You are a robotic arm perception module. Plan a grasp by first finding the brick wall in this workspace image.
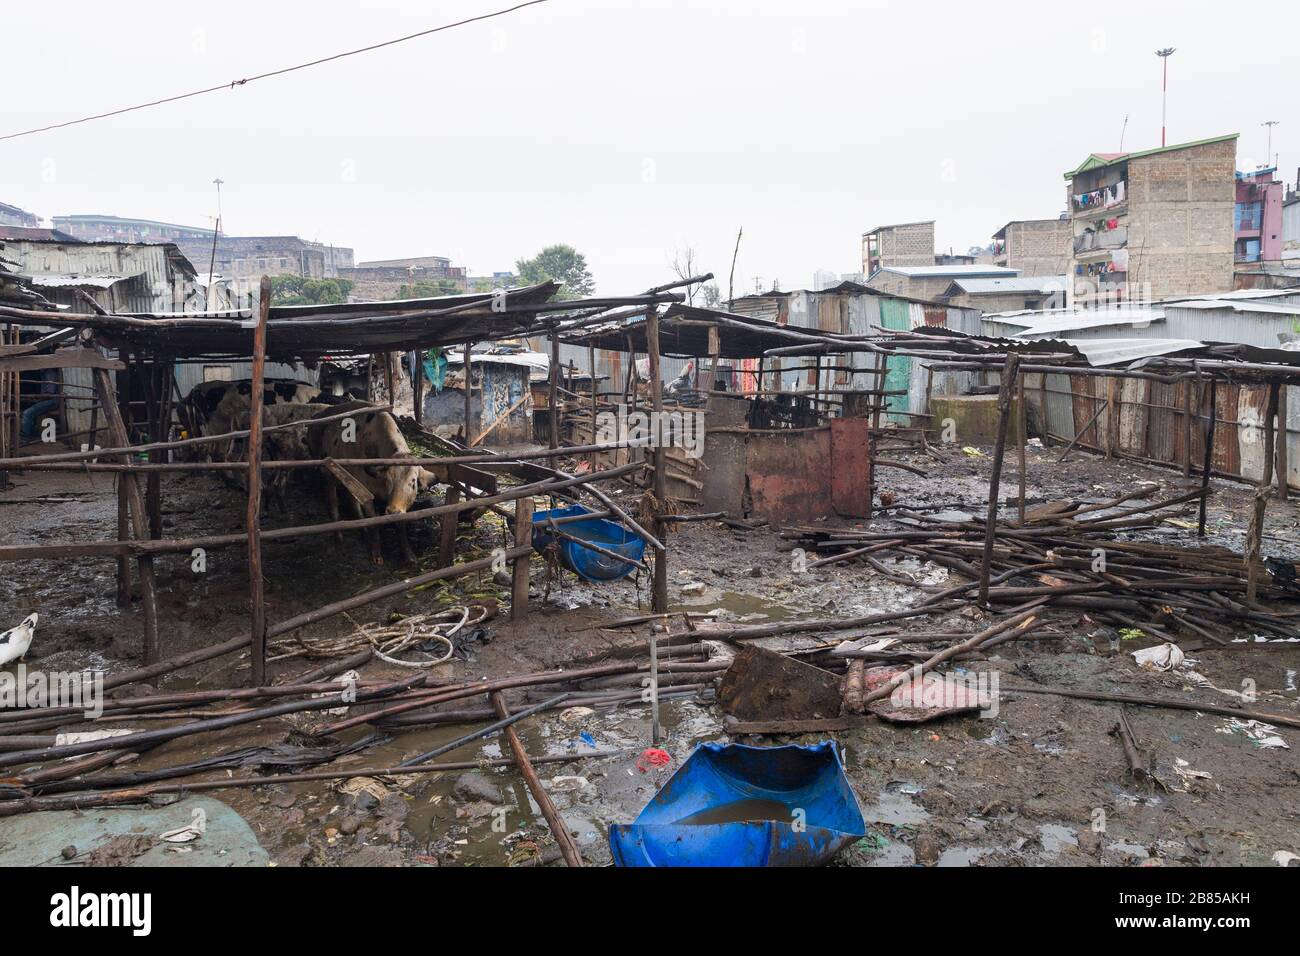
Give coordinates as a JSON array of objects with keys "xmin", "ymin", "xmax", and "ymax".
[
  {"xmin": 1123, "ymin": 138, "xmax": 1235, "ymax": 297},
  {"xmin": 1005, "ymin": 220, "xmax": 1071, "ymax": 276}
]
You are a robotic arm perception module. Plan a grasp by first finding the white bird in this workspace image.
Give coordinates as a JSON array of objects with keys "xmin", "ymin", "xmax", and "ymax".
[{"xmin": 0, "ymin": 613, "xmax": 38, "ymax": 667}]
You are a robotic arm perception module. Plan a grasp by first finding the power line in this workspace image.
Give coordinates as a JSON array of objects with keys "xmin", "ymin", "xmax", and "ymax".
[{"xmin": 0, "ymin": 0, "xmax": 550, "ymax": 142}]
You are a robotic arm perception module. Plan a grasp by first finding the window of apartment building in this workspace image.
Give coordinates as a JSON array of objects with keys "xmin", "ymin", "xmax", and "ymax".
[
  {"xmin": 1235, "ymin": 201, "xmax": 1262, "ymax": 231},
  {"xmin": 279, "ymin": 258, "xmax": 289, "ymax": 268},
  {"xmin": 1237, "ymin": 238, "xmax": 1261, "ymax": 263}
]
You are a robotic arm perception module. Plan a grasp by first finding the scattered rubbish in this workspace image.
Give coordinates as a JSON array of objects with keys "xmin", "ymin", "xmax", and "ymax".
[
  {"xmin": 53, "ymin": 728, "xmax": 134, "ymax": 747},
  {"xmin": 610, "ymin": 741, "xmax": 865, "ymax": 866},
  {"xmin": 558, "ymin": 706, "xmax": 595, "ymax": 723},
  {"xmin": 1273, "ymin": 850, "xmax": 1300, "ymax": 867},
  {"xmin": 1171, "ymin": 758, "xmax": 1214, "ymax": 790},
  {"xmin": 1216, "ymin": 718, "xmax": 1289, "ymax": 750},
  {"xmin": 635, "ymin": 748, "xmax": 672, "ymax": 773},
  {"xmin": 681, "ymin": 582, "xmax": 708, "ymax": 595},
  {"xmin": 1131, "ymin": 643, "xmax": 1185, "ymax": 671}
]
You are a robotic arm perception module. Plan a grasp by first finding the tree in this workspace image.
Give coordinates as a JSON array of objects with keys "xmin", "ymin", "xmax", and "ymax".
[
  {"xmin": 269, "ymin": 275, "xmax": 355, "ymax": 305},
  {"xmin": 515, "ymin": 244, "xmax": 595, "ymax": 297}
]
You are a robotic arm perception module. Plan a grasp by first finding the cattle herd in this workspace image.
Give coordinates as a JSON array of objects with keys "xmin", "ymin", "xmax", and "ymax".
[{"xmin": 182, "ymin": 379, "xmax": 445, "ymax": 565}]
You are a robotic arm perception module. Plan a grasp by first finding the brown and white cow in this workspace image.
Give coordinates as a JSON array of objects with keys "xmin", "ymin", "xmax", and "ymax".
[{"xmin": 306, "ymin": 401, "xmax": 446, "ymax": 564}]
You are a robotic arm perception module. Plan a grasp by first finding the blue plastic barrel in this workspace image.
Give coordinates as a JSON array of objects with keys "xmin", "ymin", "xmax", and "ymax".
[{"xmin": 531, "ymin": 505, "xmax": 646, "ymax": 582}]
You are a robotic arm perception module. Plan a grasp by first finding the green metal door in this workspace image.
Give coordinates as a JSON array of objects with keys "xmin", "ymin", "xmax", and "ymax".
[{"xmin": 878, "ymin": 298, "xmax": 912, "ymax": 424}]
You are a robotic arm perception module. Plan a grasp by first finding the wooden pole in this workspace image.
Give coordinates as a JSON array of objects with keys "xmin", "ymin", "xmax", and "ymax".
[
  {"xmin": 439, "ymin": 486, "xmax": 460, "ymax": 568},
  {"xmin": 462, "ymin": 342, "xmax": 472, "ymax": 444},
  {"xmin": 247, "ymin": 276, "xmax": 271, "ymax": 687},
  {"xmin": 645, "ymin": 306, "xmax": 669, "ymax": 614},
  {"xmin": 1246, "ymin": 380, "xmax": 1280, "ymax": 603},
  {"xmin": 1017, "ymin": 369, "xmax": 1027, "ymax": 525},
  {"xmin": 93, "ymin": 366, "xmax": 160, "ymax": 663},
  {"xmin": 548, "ymin": 333, "xmax": 560, "ymax": 450},
  {"xmin": 413, "ymin": 349, "xmax": 423, "ymax": 426},
  {"xmin": 708, "ymin": 325, "xmax": 721, "ymax": 392},
  {"xmin": 1182, "ymin": 378, "xmax": 1194, "ymax": 477},
  {"xmin": 588, "ymin": 343, "xmax": 598, "ymax": 446},
  {"xmin": 979, "ymin": 352, "xmax": 1020, "ymax": 607},
  {"xmin": 488, "ymin": 691, "xmax": 583, "ymax": 867},
  {"xmin": 1198, "ymin": 377, "xmax": 1217, "ymax": 538},
  {"xmin": 1277, "ymin": 383, "xmax": 1290, "ymax": 500},
  {"xmin": 512, "ymin": 494, "xmax": 532, "ymax": 621}
]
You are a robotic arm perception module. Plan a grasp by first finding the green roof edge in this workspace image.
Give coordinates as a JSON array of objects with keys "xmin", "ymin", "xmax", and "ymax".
[{"xmin": 1063, "ymin": 133, "xmax": 1239, "ymax": 180}]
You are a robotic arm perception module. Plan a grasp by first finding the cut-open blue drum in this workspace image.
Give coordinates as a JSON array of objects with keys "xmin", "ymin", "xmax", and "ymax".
[
  {"xmin": 609, "ymin": 741, "xmax": 865, "ymax": 867},
  {"xmin": 531, "ymin": 505, "xmax": 645, "ymax": 582}
]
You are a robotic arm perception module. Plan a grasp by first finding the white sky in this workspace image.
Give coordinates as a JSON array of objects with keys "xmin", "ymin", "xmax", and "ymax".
[{"xmin": 1, "ymin": 0, "xmax": 1294, "ymax": 296}]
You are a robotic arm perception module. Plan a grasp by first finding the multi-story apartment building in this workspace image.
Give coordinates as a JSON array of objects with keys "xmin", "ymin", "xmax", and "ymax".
[
  {"xmin": 1064, "ymin": 134, "xmax": 1237, "ymax": 302},
  {"xmin": 53, "ymin": 213, "xmax": 215, "ymax": 244},
  {"xmin": 341, "ymin": 255, "xmax": 469, "ymax": 299},
  {"xmin": 172, "ymin": 235, "xmax": 355, "ymax": 299},
  {"xmin": 991, "ymin": 218, "xmax": 1071, "ymax": 276},
  {"xmin": 861, "ymin": 220, "xmax": 935, "ymax": 277},
  {"xmin": 0, "ymin": 201, "xmax": 41, "ymax": 228},
  {"xmin": 1233, "ymin": 167, "xmax": 1284, "ymax": 267}
]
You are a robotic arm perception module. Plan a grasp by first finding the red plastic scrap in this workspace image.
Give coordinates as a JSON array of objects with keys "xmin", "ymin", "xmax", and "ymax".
[{"xmin": 635, "ymin": 748, "xmax": 672, "ymax": 772}]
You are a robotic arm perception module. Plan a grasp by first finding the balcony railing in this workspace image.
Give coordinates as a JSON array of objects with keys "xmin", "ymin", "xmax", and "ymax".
[{"xmin": 1073, "ymin": 227, "xmax": 1127, "ymax": 254}]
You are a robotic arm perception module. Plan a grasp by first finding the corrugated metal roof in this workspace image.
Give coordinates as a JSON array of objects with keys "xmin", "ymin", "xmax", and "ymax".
[
  {"xmin": 1167, "ymin": 299, "xmax": 1300, "ymax": 316},
  {"xmin": 986, "ymin": 307, "xmax": 1165, "ymax": 336},
  {"xmin": 879, "ymin": 264, "xmax": 1019, "ymax": 278},
  {"xmin": 1060, "ymin": 337, "xmax": 1205, "ymax": 367},
  {"xmin": 1162, "ymin": 288, "xmax": 1300, "ymax": 302},
  {"xmin": 951, "ymin": 275, "xmax": 1067, "ymax": 295},
  {"xmin": 24, "ymin": 273, "xmax": 136, "ymax": 289},
  {"xmin": 1063, "ymin": 133, "xmax": 1239, "ymax": 179}
]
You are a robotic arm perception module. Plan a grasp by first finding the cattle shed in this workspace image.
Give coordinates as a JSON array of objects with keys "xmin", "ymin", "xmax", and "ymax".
[{"xmin": 0, "ymin": 276, "xmax": 691, "ymax": 684}]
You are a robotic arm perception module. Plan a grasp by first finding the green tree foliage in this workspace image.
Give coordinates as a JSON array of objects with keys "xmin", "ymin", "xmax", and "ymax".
[
  {"xmin": 515, "ymin": 244, "xmax": 595, "ymax": 297},
  {"xmin": 269, "ymin": 275, "xmax": 355, "ymax": 305}
]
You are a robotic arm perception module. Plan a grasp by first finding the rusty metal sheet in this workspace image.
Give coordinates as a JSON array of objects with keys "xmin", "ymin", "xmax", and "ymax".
[
  {"xmin": 718, "ymin": 645, "xmax": 843, "ymax": 722},
  {"xmin": 830, "ymin": 417, "xmax": 873, "ymax": 518},
  {"xmin": 744, "ymin": 428, "xmax": 832, "ymax": 522}
]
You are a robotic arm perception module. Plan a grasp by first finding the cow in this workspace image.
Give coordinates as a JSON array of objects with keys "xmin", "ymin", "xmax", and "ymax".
[
  {"xmin": 185, "ymin": 380, "xmax": 322, "ymax": 463},
  {"xmin": 305, "ymin": 401, "xmax": 446, "ymax": 565},
  {"xmin": 232, "ymin": 402, "xmax": 331, "ymax": 514}
]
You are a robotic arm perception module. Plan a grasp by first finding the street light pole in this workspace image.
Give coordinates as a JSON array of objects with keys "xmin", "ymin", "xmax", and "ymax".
[{"xmin": 1156, "ymin": 48, "xmax": 1176, "ymax": 147}]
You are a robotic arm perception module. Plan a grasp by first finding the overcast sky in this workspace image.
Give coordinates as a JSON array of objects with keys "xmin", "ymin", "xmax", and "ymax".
[{"xmin": 1, "ymin": 0, "xmax": 1293, "ymax": 296}]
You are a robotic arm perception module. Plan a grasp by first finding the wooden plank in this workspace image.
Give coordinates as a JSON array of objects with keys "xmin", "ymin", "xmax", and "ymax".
[
  {"xmin": 247, "ymin": 277, "xmax": 270, "ymax": 687},
  {"xmin": 0, "ymin": 349, "xmax": 123, "ymax": 373},
  {"xmin": 512, "ymin": 495, "xmax": 532, "ymax": 621}
]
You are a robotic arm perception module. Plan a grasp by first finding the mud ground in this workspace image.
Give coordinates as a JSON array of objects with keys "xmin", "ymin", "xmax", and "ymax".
[{"xmin": 1, "ymin": 439, "xmax": 1298, "ymax": 867}]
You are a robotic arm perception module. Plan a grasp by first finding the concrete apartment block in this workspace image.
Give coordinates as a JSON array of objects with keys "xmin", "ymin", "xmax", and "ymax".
[
  {"xmin": 992, "ymin": 219, "xmax": 1071, "ymax": 276},
  {"xmin": 861, "ymin": 220, "xmax": 935, "ymax": 276},
  {"xmin": 1066, "ymin": 134, "xmax": 1237, "ymax": 302}
]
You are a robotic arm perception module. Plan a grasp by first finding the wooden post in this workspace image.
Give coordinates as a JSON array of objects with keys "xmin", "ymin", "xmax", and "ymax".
[
  {"xmin": 708, "ymin": 325, "xmax": 721, "ymax": 391},
  {"xmin": 1276, "ymin": 382, "xmax": 1289, "ymax": 500},
  {"xmin": 413, "ymin": 350, "xmax": 423, "ymax": 426},
  {"xmin": 588, "ymin": 343, "xmax": 598, "ymax": 446},
  {"xmin": 488, "ymin": 691, "xmax": 583, "ymax": 867},
  {"xmin": 1017, "ymin": 369, "xmax": 1027, "ymax": 526},
  {"xmin": 512, "ymin": 495, "xmax": 532, "ymax": 621},
  {"xmin": 649, "ymin": 630, "xmax": 661, "ymax": 746},
  {"xmin": 1198, "ymin": 377, "xmax": 1217, "ymax": 538},
  {"xmin": 462, "ymin": 342, "xmax": 472, "ymax": 444},
  {"xmin": 1246, "ymin": 381, "xmax": 1280, "ymax": 603},
  {"xmin": 1182, "ymin": 377, "xmax": 1194, "ymax": 478},
  {"xmin": 93, "ymin": 366, "xmax": 160, "ymax": 664},
  {"xmin": 247, "ymin": 276, "xmax": 271, "ymax": 687},
  {"xmin": 645, "ymin": 306, "xmax": 669, "ymax": 615},
  {"xmin": 1105, "ymin": 375, "xmax": 1118, "ymax": 459},
  {"xmin": 439, "ymin": 485, "xmax": 460, "ymax": 568},
  {"xmin": 979, "ymin": 352, "xmax": 1020, "ymax": 607},
  {"xmin": 548, "ymin": 333, "xmax": 560, "ymax": 450},
  {"xmin": 381, "ymin": 351, "xmax": 395, "ymax": 408}
]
